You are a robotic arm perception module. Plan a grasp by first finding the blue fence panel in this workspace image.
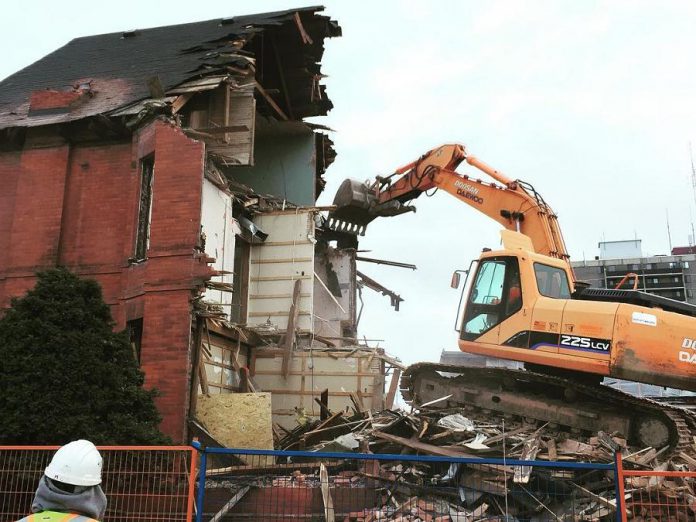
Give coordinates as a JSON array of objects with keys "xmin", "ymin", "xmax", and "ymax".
[{"xmin": 192, "ymin": 442, "xmax": 619, "ymax": 522}]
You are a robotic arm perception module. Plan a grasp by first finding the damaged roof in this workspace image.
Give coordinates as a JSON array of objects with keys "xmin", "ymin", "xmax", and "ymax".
[{"xmin": 0, "ymin": 6, "xmax": 341, "ymax": 130}]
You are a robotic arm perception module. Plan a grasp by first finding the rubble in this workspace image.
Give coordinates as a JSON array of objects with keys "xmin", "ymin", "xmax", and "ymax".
[{"xmin": 203, "ymin": 400, "xmax": 696, "ymax": 521}]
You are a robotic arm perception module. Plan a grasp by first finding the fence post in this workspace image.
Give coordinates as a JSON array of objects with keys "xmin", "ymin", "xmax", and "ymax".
[
  {"xmin": 187, "ymin": 446, "xmax": 199, "ymax": 522},
  {"xmin": 193, "ymin": 441, "xmax": 207, "ymax": 522},
  {"xmin": 614, "ymin": 451, "xmax": 625, "ymax": 522}
]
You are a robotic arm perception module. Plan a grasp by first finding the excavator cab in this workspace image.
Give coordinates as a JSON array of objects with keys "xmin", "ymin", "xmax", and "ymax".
[
  {"xmin": 459, "ymin": 256, "xmax": 523, "ymax": 341},
  {"xmin": 453, "ymin": 231, "xmax": 578, "ymax": 360}
]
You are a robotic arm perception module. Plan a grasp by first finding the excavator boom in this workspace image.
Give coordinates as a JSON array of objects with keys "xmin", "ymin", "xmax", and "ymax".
[{"xmin": 329, "ymin": 144, "xmax": 571, "ymax": 269}]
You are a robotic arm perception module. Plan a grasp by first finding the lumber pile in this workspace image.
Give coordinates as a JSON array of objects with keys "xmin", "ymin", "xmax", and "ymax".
[{"xmin": 204, "ymin": 404, "xmax": 696, "ymax": 521}]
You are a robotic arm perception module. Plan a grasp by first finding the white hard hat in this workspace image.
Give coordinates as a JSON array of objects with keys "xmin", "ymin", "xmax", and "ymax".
[{"xmin": 44, "ymin": 440, "xmax": 102, "ymax": 486}]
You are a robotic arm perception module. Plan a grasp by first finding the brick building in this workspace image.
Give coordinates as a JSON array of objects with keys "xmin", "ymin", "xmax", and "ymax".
[{"xmin": 0, "ymin": 8, "xmax": 346, "ymax": 442}]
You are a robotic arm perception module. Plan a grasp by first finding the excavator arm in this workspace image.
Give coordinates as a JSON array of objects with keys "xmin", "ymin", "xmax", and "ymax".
[{"xmin": 329, "ymin": 143, "xmax": 572, "ymax": 271}]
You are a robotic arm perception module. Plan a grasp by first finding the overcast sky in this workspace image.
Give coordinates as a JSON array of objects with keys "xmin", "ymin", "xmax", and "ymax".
[{"xmin": 4, "ymin": 1, "xmax": 696, "ymax": 367}]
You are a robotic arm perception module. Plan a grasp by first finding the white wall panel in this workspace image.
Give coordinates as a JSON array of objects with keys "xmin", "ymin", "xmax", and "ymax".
[{"xmin": 248, "ymin": 211, "xmax": 315, "ymax": 332}]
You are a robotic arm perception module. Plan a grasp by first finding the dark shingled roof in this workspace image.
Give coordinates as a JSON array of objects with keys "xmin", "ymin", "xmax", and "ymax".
[{"xmin": 0, "ymin": 6, "xmax": 340, "ymax": 130}]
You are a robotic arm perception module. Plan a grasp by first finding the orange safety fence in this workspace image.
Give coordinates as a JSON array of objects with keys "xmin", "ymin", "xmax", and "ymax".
[
  {"xmin": 616, "ymin": 452, "xmax": 696, "ymax": 521},
  {"xmin": 0, "ymin": 446, "xmax": 197, "ymax": 522}
]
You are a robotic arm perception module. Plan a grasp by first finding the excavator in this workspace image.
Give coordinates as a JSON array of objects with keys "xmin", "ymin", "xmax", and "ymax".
[{"xmin": 327, "ymin": 143, "xmax": 696, "ymax": 451}]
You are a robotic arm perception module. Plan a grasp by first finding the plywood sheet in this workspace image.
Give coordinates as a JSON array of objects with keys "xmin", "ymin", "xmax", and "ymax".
[{"xmin": 196, "ymin": 393, "xmax": 274, "ymax": 454}]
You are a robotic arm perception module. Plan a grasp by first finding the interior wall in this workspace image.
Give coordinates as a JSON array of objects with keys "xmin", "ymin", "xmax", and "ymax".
[
  {"xmin": 246, "ymin": 210, "xmax": 315, "ymax": 333},
  {"xmin": 230, "ymin": 128, "xmax": 316, "ymax": 206}
]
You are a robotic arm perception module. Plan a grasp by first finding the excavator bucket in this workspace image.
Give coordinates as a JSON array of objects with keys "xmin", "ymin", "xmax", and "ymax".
[
  {"xmin": 327, "ymin": 178, "xmax": 416, "ymax": 236},
  {"xmin": 327, "ymin": 178, "xmax": 378, "ymax": 236}
]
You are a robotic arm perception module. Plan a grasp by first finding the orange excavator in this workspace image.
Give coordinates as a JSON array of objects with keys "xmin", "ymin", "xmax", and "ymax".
[{"xmin": 327, "ymin": 143, "xmax": 696, "ymax": 451}]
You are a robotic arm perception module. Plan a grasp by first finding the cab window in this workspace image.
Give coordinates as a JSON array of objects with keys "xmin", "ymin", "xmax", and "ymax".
[
  {"xmin": 534, "ymin": 263, "xmax": 571, "ymax": 299},
  {"xmin": 461, "ymin": 257, "xmax": 522, "ymax": 340}
]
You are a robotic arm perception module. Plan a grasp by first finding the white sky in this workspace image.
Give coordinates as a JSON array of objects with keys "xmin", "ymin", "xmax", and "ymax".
[{"xmin": 4, "ymin": 1, "xmax": 696, "ymax": 366}]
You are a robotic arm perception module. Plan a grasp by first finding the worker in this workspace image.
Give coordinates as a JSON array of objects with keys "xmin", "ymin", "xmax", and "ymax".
[
  {"xmin": 17, "ymin": 440, "xmax": 107, "ymax": 522},
  {"xmin": 506, "ymin": 268, "xmax": 523, "ymax": 315}
]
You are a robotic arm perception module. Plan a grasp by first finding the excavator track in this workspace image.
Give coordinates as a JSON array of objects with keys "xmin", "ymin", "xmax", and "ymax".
[{"xmin": 400, "ymin": 363, "xmax": 695, "ymax": 453}]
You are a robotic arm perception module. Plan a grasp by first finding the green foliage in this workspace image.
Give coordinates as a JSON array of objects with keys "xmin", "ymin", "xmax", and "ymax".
[{"xmin": 0, "ymin": 268, "xmax": 170, "ymax": 445}]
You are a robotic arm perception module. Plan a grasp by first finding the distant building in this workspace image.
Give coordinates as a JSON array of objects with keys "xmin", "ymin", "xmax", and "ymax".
[
  {"xmin": 572, "ymin": 240, "xmax": 696, "ymax": 304},
  {"xmin": 599, "ymin": 239, "xmax": 642, "ymax": 259},
  {"xmin": 672, "ymin": 245, "xmax": 696, "ymax": 255}
]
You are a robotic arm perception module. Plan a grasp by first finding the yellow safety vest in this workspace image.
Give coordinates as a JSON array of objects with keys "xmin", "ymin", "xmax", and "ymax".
[{"xmin": 17, "ymin": 511, "xmax": 99, "ymax": 522}]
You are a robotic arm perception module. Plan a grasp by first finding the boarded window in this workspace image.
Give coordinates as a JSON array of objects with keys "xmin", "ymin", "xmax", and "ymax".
[{"xmin": 134, "ymin": 156, "xmax": 155, "ymax": 261}]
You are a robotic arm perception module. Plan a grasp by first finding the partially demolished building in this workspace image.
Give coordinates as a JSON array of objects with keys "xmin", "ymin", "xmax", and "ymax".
[{"xmin": 0, "ymin": 7, "xmax": 401, "ymax": 443}]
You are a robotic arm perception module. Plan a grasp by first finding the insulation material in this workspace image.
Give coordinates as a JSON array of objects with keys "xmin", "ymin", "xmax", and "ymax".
[
  {"xmin": 196, "ymin": 393, "xmax": 274, "ymax": 459},
  {"xmin": 247, "ymin": 211, "xmax": 315, "ymax": 333},
  {"xmin": 252, "ymin": 348, "xmax": 385, "ymax": 430},
  {"xmin": 200, "ymin": 178, "xmax": 235, "ymax": 319}
]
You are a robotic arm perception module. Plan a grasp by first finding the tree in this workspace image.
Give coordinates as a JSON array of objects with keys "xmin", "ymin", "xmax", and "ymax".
[{"xmin": 0, "ymin": 268, "xmax": 169, "ymax": 444}]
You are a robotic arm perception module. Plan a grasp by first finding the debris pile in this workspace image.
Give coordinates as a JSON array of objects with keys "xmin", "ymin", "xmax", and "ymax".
[{"xmin": 203, "ymin": 403, "xmax": 696, "ymax": 521}]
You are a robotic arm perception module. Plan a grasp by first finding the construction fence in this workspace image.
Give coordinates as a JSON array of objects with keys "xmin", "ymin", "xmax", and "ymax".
[
  {"xmin": 0, "ymin": 445, "xmax": 197, "ymax": 522},
  {"xmin": 2, "ymin": 444, "xmax": 696, "ymax": 521},
  {"xmin": 193, "ymin": 444, "xmax": 619, "ymax": 522}
]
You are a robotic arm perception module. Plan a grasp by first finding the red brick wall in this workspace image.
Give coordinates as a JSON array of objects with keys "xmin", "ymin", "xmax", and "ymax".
[
  {"xmin": 0, "ymin": 151, "xmax": 21, "ymax": 308},
  {"xmin": 0, "ymin": 121, "xmax": 210, "ymax": 442}
]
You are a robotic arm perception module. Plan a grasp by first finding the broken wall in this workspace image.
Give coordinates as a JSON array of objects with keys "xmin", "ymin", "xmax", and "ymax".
[
  {"xmin": 313, "ymin": 246, "xmax": 357, "ymax": 344},
  {"xmin": 0, "ymin": 120, "xmax": 212, "ymax": 442}
]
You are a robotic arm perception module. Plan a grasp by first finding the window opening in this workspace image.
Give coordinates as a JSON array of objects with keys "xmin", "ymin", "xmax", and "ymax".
[
  {"xmin": 134, "ymin": 156, "xmax": 155, "ymax": 261},
  {"xmin": 127, "ymin": 318, "xmax": 143, "ymax": 364},
  {"xmin": 534, "ymin": 263, "xmax": 571, "ymax": 299}
]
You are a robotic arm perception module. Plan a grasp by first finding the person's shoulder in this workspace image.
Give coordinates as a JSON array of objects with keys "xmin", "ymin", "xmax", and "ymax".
[{"xmin": 15, "ymin": 513, "xmax": 100, "ymax": 522}]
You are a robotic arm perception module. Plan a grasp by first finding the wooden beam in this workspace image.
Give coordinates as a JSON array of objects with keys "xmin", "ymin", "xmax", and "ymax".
[
  {"xmin": 188, "ymin": 316, "xmax": 205, "ymax": 419},
  {"xmin": 209, "ymin": 486, "xmax": 250, "ymax": 522},
  {"xmin": 171, "ymin": 92, "xmax": 194, "ymax": 114},
  {"xmin": 320, "ymin": 463, "xmax": 335, "ymax": 522},
  {"xmin": 293, "ymin": 12, "xmax": 314, "ymax": 44},
  {"xmin": 319, "ymin": 389, "xmax": 330, "ymax": 420},
  {"xmin": 270, "ymin": 35, "xmax": 295, "ymax": 120},
  {"xmin": 372, "ymin": 431, "xmax": 511, "ymax": 473},
  {"xmin": 239, "ymin": 367, "xmax": 256, "ymax": 393},
  {"xmin": 385, "ymin": 368, "xmax": 401, "ymax": 410},
  {"xmin": 281, "ymin": 279, "xmax": 302, "ymax": 378},
  {"xmin": 198, "ymin": 354, "xmax": 210, "ymax": 396},
  {"xmin": 314, "ymin": 271, "xmax": 347, "ymax": 313},
  {"xmin": 193, "ymin": 124, "xmax": 250, "ymax": 134},
  {"xmin": 254, "ymin": 81, "xmax": 288, "ymax": 121},
  {"xmin": 350, "ymin": 391, "xmax": 364, "ymax": 414}
]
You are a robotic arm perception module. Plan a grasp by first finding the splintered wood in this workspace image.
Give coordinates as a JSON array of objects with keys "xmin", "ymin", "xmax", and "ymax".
[{"xmin": 202, "ymin": 394, "xmax": 696, "ymax": 520}]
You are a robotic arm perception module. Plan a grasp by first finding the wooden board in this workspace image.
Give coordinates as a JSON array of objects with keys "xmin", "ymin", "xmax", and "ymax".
[{"xmin": 196, "ymin": 393, "xmax": 274, "ymax": 463}]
